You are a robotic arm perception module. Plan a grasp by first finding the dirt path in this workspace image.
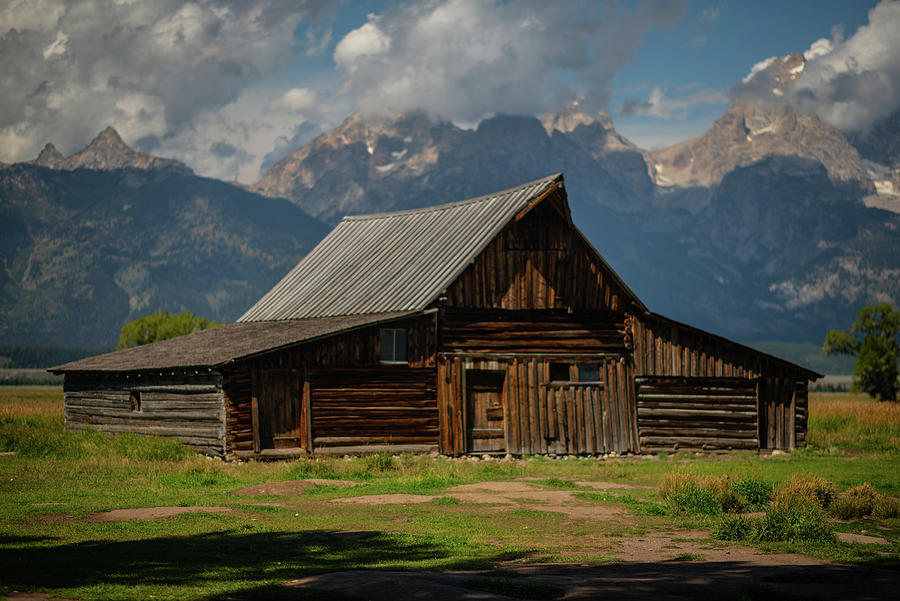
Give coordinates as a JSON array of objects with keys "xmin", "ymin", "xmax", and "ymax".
[
  {"xmin": 290, "ymin": 545, "xmax": 898, "ymax": 601},
  {"xmin": 316, "ymin": 480, "xmax": 900, "ymax": 600},
  {"xmin": 332, "ymin": 480, "xmax": 631, "ymax": 521}
]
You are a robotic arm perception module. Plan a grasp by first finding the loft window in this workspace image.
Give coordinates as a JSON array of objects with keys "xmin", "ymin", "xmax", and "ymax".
[
  {"xmin": 549, "ymin": 362, "xmax": 571, "ymax": 382},
  {"xmin": 380, "ymin": 328, "xmax": 408, "ymax": 364},
  {"xmin": 130, "ymin": 391, "xmax": 142, "ymax": 413},
  {"xmin": 577, "ymin": 363, "xmax": 601, "ymax": 383}
]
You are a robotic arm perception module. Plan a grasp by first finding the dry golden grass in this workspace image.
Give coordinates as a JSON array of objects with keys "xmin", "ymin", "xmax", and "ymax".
[
  {"xmin": 0, "ymin": 385, "xmax": 63, "ymax": 421},
  {"xmin": 809, "ymin": 392, "xmax": 900, "ymax": 425},
  {"xmin": 808, "ymin": 392, "xmax": 900, "ymax": 451}
]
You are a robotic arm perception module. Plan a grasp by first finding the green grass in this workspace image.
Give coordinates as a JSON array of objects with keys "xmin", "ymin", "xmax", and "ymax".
[{"xmin": 0, "ymin": 389, "xmax": 898, "ymax": 600}]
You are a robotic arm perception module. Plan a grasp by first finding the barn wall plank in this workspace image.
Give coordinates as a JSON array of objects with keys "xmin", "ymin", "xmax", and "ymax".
[{"xmin": 64, "ymin": 371, "xmax": 226, "ymax": 456}]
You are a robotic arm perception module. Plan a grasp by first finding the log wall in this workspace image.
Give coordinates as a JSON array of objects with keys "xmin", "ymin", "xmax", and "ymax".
[
  {"xmin": 632, "ymin": 314, "xmax": 813, "ymax": 451},
  {"xmin": 446, "ymin": 193, "xmax": 632, "ymax": 313},
  {"xmin": 310, "ymin": 367, "xmax": 438, "ymax": 451},
  {"xmin": 635, "ymin": 377, "xmax": 758, "ymax": 451},
  {"xmin": 443, "ymin": 309, "xmax": 627, "ymax": 354},
  {"xmin": 64, "ymin": 371, "xmax": 226, "ymax": 456}
]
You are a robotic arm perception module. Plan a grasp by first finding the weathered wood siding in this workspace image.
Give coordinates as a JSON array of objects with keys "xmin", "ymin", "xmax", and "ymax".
[
  {"xmin": 632, "ymin": 316, "xmax": 758, "ymax": 378},
  {"xmin": 223, "ymin": 365, "xmax": 253, "ymax": 454},
  {"xmin": 311, "ymin": 367, "xmax": 438, "ymax": 451},
  {"xmin": 64, "ymin": 372, "xmax": 226, "ymax": 456},
  {"xmin": 636, "ymin": 377, "xmax": 758, "ymax": 451},
  {"xmin": 438, "ymin": 355, "xmax": 637, "ymax": 456},
  {"xmin": 223, "ymin": 314, "xmax": 438, "ymax": 456},
  {"xmin": 445, "ymin": 193, "xmax": 631, "ymax": 312},
  {"xmin": 759, "ymin": 377, "xmax": 807, "ymax": 450},
  {"xmin": 631, "ymin": 314, "xmax": 810, "ymax": 450},
  {"xmin": 443, "ymin": 309, "xmax": 627, "ymax": 354}
]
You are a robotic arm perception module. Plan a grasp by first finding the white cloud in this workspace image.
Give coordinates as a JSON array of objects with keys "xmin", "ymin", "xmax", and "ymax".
[
  {"xmin": 790, "ymin": 0, "xmax": 900, "ymax": 131},
  {"xmin": 333, "ymin": 21, "xmax": 391, "ymax": 70},
  {"xmin": 742, "ymin": 56, "xmax": 777, "ymax": 84},
  {"xmin": 42, "ymin": 30, "xmax": 68, "ymax": 59},
  {"xmin": 619, "ymin": 86, "xmax": 727, "ymax": 119},
  {"xmin": 332, "ymin": 0, "xmax": 689, "ymax": 124},
  {"xmin": 0, "ymin": 0, "xmax": 334, "ymax": 178},
  {"xmin": 269, "ymin": 87, "xmax": 318, "ymax": 114},
  {"xmin": 803, "ymin": 37, "xmax": 832, "ymax": 60},
  {"xmin": 151, "ymin": 87, "xmax": 326, "ymax": 184},
  {"xmin": 734, "ymin": 0, "xmax": 900, "ymax": 133}
]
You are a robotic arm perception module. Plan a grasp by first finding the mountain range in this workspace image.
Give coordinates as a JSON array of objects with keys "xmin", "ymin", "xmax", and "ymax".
[
  {"xmin": 0, "ymin": 129, "xmax": 327, "ymax": 349},
  {"xmin": 2, "ymin": 51, "xmax": 899, "ymax": 354}
]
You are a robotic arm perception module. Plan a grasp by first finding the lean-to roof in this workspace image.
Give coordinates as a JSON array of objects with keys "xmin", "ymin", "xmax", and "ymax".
[{"xmin": 50, "ymin": 311, "xmax": 419, "ymax": 373}]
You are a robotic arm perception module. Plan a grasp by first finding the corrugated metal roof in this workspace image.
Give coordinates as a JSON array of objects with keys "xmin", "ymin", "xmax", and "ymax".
[
  {"xmin": 50, "ymin": 312, "xmax": 420, "ymax": 373},
  {"xmin": 238, "ymin": 173, "xmax": 564, "ymax": 322}
]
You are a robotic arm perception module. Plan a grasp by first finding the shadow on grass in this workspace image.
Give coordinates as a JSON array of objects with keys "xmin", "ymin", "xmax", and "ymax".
[
  {"xmin": 3, "ymin": 530, "xmax": 898, "ymax": 600},
  {"xmin": 0, "ymin": 529, "xmax": 524, "ymax": 596},
  {"xmin": 232, "ymin": 561, "xmax": 899, "ymax": 601}
]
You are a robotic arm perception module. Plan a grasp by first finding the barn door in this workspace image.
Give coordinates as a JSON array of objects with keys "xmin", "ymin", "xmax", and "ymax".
[
  {"xmin": 251, "ymin": 368, "xmax": 302, "ymax": 451},
  {"xmin": 466, "ymin": 369, "xmax": 506, "ymax": 453}
]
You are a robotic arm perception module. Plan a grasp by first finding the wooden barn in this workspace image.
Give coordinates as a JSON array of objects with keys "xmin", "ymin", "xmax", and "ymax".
[{"xmin": 52, "ymin": 173, "xmax": 820, "ymax": 458}]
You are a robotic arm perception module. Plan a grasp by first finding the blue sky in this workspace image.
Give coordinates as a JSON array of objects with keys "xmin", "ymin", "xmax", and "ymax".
[
  {"xmin": 0, "ymin": 0, "xmax": 893, "ymax": 181},
  {"xmin": 610, "ymin": 0, "xmax": 880, "ymax": 147}
]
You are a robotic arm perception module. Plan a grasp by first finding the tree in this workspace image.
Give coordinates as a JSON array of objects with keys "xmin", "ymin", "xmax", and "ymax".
[
  {"xmin": 117, "ymin": 311, "xmax": 220, "ymax": 349},
  {"xmin": 823, "ymin": 304, "xmax": 900, "ymax": 401}
]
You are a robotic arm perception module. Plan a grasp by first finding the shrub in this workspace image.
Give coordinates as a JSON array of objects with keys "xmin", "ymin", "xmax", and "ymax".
[
  {"xmin": 714, "ymin": 505, "xmax": 834, "ymax": 544},
  {"xmin": 659, "ymin": 472, "xmax": 744, "ymax": 515},
  {"xmin": 773, "ymin": 474, "xmax": 836, "ymax": 510},
  {"xmin": 872, "ymin": 495, "xmax": 900, "ymax": 519},
  {"xmin": 733, "ymin": 477, "xmax": 772, "ymax": 511},
  {"xmin": 362, "ymin": 452, "xmax": 398, "ymax": 473},
  {"xmin": 752, "ymin": 505, "xmax": 835, "ymax": 543},
  {"xmin": 714, "ymin": 516, "xmax": 753, "ymax": 541},
  {"xmin": 831, "ymin": 483, "xmax": 879, "ymax": 520},
  {"xmin": 668, "ymin": 481, "xmax": 722, "ymax": 516}
]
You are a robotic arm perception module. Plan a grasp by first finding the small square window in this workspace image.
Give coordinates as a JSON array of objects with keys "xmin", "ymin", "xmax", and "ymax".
[
  {"xmin": 549, "ymin": 363, "xmax": 570, "ymax": 382},
  {"xmin": 380, "ymin": 328, "xmax": 408, "ymax": 363},
  {"xmin": 130, "ymin": 391, "xmax": 142, "ymax": 413},
  {"xmin": 577, "ymin": 363, "xmax": 601, "ymax": 383}
]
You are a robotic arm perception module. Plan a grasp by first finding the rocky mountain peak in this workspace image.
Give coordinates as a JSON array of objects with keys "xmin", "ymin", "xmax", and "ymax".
[
  {"xmin": 648, "ymin": 102, "xmax": 873, "ymax": 192},
  {"xmin": 741, "ymin": 51, "xmax": 806, "ymax": 98},
  {"xmin": 31, "ymin": 143, "xmax": 65, "ymax": 168},
  {"xmin": 32, "ymin": 127, "xmax": 193, "ymax": 174},
  {"xmin": 541, "ymin": 103, "xmax": 613, "ymax": 136}
]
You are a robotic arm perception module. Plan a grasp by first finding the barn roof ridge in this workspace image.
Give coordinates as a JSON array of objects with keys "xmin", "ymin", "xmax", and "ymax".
[{"xmin": 343, "ymin": 173, "xmax": 564, "ymax": 221}]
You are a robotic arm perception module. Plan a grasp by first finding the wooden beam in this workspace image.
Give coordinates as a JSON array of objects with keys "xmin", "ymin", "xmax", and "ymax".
[{"xmin": 250, "ymin": 368, "xmax": 260, "ymax": 454}]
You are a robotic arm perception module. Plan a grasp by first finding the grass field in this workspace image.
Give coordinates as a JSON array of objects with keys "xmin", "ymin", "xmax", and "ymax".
[{"xmin": 0, "ymin": 387, "xmax": 898, "ymax": 600}]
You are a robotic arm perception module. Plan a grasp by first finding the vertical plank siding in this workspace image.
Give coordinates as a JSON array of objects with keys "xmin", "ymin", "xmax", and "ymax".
[
  {"xmin": 446, "ymin": 196, "xmax": 630, "ymax": 313},
  {"xmin": 438, "ymin": 355, "xmax": 637, "ymax": 455},
  {"xmin": 223, "ymin": 365, "xmax": 253, "ymax": 454},
  {"xmin": 64, "ymin": 372, "xmax": 226, "ymax": 456}
]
